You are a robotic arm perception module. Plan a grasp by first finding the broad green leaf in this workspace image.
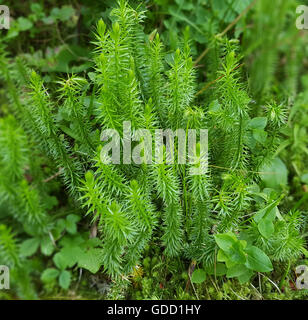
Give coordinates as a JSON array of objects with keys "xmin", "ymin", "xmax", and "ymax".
[
  {"xmin": 59, "ymin": 270, "xmax": 71, "ymax": 290},
  {"xmin": 256, "ymin": 205, "xmax": 277, "ymax": 239},
  {"xmin": 41, "ymin": 236, "xmax": 54, "ymax": 256},
  {"xmin": 59, "ymin": 234, "xmax": 85, "ymax": 248},
  {"xmin": 225, "ymin": 259, "xmax": 238, "ymax": 269},
  {"xmin": 67, "ymin": 214, "xmax": 81, "ymax": 224},
  {"xmin": 237, "ymin": 269, "xmax": 254, "ymax": 284},
  {"xmin": 253, "ymin": 129, "xmax": 268, "ymax": 145},
  {"xmin": 254, "ymin": 207, "xmax": 269, "ymax": 223},
  {"xmin": 254, "ymin": 201, "xmax": 280, "ymax": 223},
  {"xmin": 260, "ymin": 157, "xmax": 288, "ymax": 190},
  {"xmin": 301, "ymin": 173, "xmax": 308, "ymax": 184},
  {"xmin": 44, "ymin": 196, "xmax": 58, "ymax": 210},
  {"xmin": 209, "ymin": 100, "xmax": 221, "ymax": 113},
  {"xmin": 53, "ymin": 252, "xmax": 69, "ymax": 270},
  {"xmin": 20, "ymin": 238, "xmax": 40, "ymax": 257},
  {"xmin": 59, "ymin": 246, "xmax": 83, "ymax": 268},
  {"xmin": 59, "ymin": 125, "xmax": 80, "ymax": 141},
  {"xmin": 228, "ymin": 242, "xmax": 247, "ymax": 264},
  {"xmin": 50, "ymin": 6, "xmax": 75, "ymax": 22},
  {"xmin": 17, "ymin": 17, "xmax": 33, "ymax": 31},
  {"xmin": 54, "ymin": 219, "xmax": 66, "ymax": 238},
  {"xmin": 214, "ymin": 232, "xmax": 238, "ymax": 252},
  {"xmin": 42, "ymin": 16, "xmax": 54, "ymax": 25},
  {"xmin": 77, "ymin": 248, "xmax": 103, "ymax": 274},
  {"xmin": 41, "ymin": 268, "xmax": 59, "ymax": 283},
  {"xmin": 217, "ymin": 249, "xmax": 228, "ymax": 262},
  {"xmin": 239, "ymin": 240, "xmax": 247, "ymax": 249},
  {"xmin": 30, "ymin": 3, "xmax": 43, "ymax": 15},
  {"xmin": 86, "ymin": 237, "xmax": 102, "ymax": 248},
  {"xmin": 205, "ymin": 263, "xmax": 227, "ymax": 276},
  {"xmin": 245, "ymin": 246, "xmax": 273, "ymax": 272},
  {"xmin": 175, "ymin": 0, "xmax": 194, "ymax": 10},
  {"xmin": 258, "ymin": 218, "xmax": 275, "ymax": 239},
  {"xmin": 191, "ymin": 269, "xmax": 206, "ymax": 284},
  {"xmin": 214, "ymin": 263, "xmax": 227, "ymax": 276},
  {"xmin": 66, "ymin": 214, "xmax": 81, "ymax": 234},
  {"xmin": 226, "ymin": 264, "xmax": 249, "ymax": 278},
  {"xmin": 249, "ymin": 117, "xmax": 267, "ymax": 130},
  {"xmin": 6, "ymin": 29, "xmax": 19, "ymax": 39},
  {"xmin": 85, "ymin": 171, "xmax": 94, "ymax": 184}
]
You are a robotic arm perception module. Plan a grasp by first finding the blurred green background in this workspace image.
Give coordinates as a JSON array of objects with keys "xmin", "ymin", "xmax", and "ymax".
[{"xmin": 0, "ymin": 0, "xmax": 307, "ymax": 300}]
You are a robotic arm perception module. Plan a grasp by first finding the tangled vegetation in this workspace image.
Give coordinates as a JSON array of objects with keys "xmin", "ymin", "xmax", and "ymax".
[{"xmin": 0, "ymin": 0, "xmax": 307, "ymax": 300}]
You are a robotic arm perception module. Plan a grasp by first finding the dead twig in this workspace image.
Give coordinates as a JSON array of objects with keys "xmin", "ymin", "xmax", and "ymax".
[
  {"xmin": 43, "ymin": 167, "xmax": 63, "ymax": 183},
  {"xmin": 194, "ymin": 0, "xmax": 257, "ymax": 66},
  {"xmin": 196, "ymin": 63, "xmax": 244, "ymax": 96}
]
